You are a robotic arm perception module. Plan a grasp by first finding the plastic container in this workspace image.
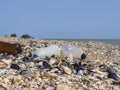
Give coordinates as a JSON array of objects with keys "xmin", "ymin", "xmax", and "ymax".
[
  {"xmin": 62, "ymin": 44, "xmax": 85, "ymax": 59},
  {"xmin": 34, "ymin": 45, "xmax": 61, "ymax": 58}
]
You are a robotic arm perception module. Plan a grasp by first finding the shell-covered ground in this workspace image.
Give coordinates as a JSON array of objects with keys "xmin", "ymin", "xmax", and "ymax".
[{"xmin": 0, "ymin": 36, "xmax": 120, "ymax": 90}]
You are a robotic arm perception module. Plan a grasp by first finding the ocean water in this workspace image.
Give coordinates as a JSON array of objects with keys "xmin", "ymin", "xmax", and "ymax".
[
  {"xmin": 77, "ymin": 39, "xmax": 120, "ymax": 46},
  {"xmin": 46, "ymin": 39, "xmax": 120, "ymax": 46}
]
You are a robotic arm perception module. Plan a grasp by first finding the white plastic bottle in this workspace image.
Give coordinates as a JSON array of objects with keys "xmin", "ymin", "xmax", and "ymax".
[{"xmin": 34, "ymin": 45, "xmax": 61, "ymax": 58}]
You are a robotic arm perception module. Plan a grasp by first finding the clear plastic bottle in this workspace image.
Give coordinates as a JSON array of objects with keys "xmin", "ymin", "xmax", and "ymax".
[{"xmin": 62, "ymin": 44, "xmax": 86, "ymax": 59}]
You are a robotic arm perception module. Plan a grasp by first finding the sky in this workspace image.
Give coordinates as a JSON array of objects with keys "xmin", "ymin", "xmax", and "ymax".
[{"xmin": 0, "ymin": 0, "xmax": 120, "ymax": 39}]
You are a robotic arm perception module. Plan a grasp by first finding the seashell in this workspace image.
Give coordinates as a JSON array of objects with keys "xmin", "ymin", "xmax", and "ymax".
[
  {"xmin": 20, "ymin": 70, "xmax": 33, "ymax": 75},
  {"xmin": 1, "ymin": 83, "xmax": 8, "ymax": 90},
  {"xmin": 56, "ymin": 84, "xmax": 70, "ymax": 90},
  {"xmin": 13, "ymin": 75, "xmax": 22, "ymax": 84},
  {"xmin": 1, "ymin": 59, "xmax": 12, "ymax": 65},
  {"xmin": 19, "ymin": 63, "xmax": 26, "ymax": 70},
  {"xmin": 42, "ymin": 72, "xmax": 58, "ymax": 79},
  {"xmin": 0, "ymin": 86, "xmax": 6, "ymax": 90},
  {"xmin": 45, "ymin": 86, "xmax": 55, "ymax": 90},
  {"xmin": 67, "ymin": 54, "xmax": 73, "ymax": 62},
  {"xmin": 42, "ymin": 61, "xmax": 52, "ymax": 70},
  {"xmin": 10, "ymin": 63, "xmax": 20, "ymax": 70},
  {"xmin": 49, "ymin": 58, "xmax": 57, "ymax": 66},
  {"xmin": 61, "ymin": 65, "xmax": 72, "ymax": 75}
]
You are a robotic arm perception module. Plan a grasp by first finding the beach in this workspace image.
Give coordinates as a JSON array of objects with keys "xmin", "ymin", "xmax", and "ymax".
[{"xmin": 0, "ymin": 36, "xmax": 120, "ymax": 90}]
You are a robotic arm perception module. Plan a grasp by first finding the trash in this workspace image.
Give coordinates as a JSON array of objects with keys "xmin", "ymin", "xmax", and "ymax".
[
  {"xmin": 10, "ymin": 64, "xmax": 20, "ymax": 70},
  {"xmin": 62, "ymin": 44, "xmax": 86, "ymax": 59},
  {"xmin": 33, "ymin": 54, "xmax": 38, "ymax": 58},
  {"xmin": 34, "ymin": 45, "xmax": 61, "ymax": 58},
  {"xmin": 20, "ymin": 70, "xmax": 33, "ymax": 75},
  {"xmin": 0, "ymin": 41, "xmax": 22, "ymax": 55}
]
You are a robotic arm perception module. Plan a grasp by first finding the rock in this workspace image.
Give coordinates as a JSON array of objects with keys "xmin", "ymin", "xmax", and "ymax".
[
  {"xmin": 61, "ymin": 65, "xmax": 72, "ymax": 74},
  {"xmin": 10, "ymin": 64, "xmax": 20, "ymax": 70},
  {"xmin": 56, "ymin": 84, "xmax": 70, "ymax": 90}
]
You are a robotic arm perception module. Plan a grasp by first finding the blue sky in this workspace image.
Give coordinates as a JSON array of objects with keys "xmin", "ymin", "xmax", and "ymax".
[{"xmin": 0, "ymin": 0, "xmax": 120, "ymax": 39}]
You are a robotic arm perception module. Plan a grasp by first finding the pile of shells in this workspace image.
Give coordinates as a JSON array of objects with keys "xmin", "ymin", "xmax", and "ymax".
[{"xmin": 0, "ymin": 36, "xmax": 120, "ymax": 90}]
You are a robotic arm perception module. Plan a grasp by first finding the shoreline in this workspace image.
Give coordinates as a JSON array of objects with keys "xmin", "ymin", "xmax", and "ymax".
[{"xmin": 0, "ymin": 36, "xmax": 120, "ymax": 89}]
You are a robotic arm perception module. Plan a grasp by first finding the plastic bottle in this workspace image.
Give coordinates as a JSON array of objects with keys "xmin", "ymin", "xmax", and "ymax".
[
  {"xmin": 34, "ymin": 45, "xmax": 61, "ymax": 58},
  {"xmin": 62, "ymin": 44, "xmax": 86, "ymax": 59}
]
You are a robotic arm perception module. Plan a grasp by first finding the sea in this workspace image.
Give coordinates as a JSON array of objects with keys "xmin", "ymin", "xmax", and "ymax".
[{"xmin": 44, "ymin": 39, "xmax": 120, "ymax": 46}]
